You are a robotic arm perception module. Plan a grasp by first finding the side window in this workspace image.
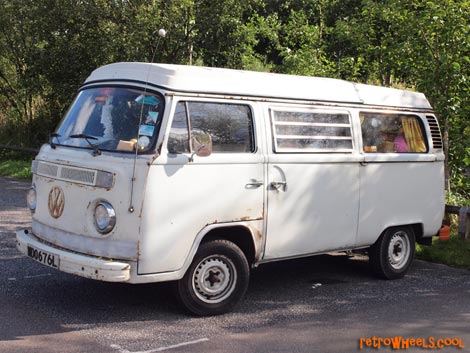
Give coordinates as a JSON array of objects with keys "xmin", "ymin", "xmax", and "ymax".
[
  {"xmin": 361, "ymin": 113, "xmax": 428, "ymax": 153},
  {"xmin": 168, "ymin": 101, "xmax": 255, "ymax": 153},
  {"xmin": 168, "ymin": 102, "xmax": 190, "ymax": 153},
  {"xmin": 271, "ymin": 109, "xmax": 353, "ymax": 152}
]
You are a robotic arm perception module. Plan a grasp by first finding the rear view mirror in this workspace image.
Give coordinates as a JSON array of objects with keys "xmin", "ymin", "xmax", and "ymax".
[{"xmin": 189, "ymin": 132, "xmax": 212, "ymax": 162}]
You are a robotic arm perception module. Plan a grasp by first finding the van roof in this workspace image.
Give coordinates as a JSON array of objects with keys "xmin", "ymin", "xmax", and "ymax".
[{"xmin": 85, "ymin": 62, "xmax": 432, "ymax": 110}]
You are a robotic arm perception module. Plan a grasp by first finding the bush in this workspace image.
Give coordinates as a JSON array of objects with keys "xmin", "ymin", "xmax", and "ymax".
[{"xmin": 0, "ymin": 159, "xmax": 33, "ymax": 180}]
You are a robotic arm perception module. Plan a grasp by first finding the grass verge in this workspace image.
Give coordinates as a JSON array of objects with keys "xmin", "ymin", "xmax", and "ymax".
[
  {"xmin": 416, "ymin": 236, "xmax": 470, "ymax": 270},
  {"xmin": 0, "ymin": 159, "xmax": 32, "ymax": 179}
]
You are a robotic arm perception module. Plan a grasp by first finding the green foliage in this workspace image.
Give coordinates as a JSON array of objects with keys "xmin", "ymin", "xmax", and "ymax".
[
  {"xmin": 0, "ymin": 159, "xmax": 33, "ymax": 180},
  {"xmin": 416, "ymin": 236, "xmax": 470, "ymax": 270},
  {"xmin": 1, "ymin": 0, "xmax": 470, "ymax": 198},
  {"xmin": 446, "ymin": 190, "xmax": 470, "ymax": 208},
  {"xmin": 395, "ymin": 0, "xmax": 470, "ymax": 194}
]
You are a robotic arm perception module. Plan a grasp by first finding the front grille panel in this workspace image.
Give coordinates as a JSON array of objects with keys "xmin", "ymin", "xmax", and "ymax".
[
  {"xmin": 35, "ymin": 161, "xmax": 97, "ymax": 186},
  {"xmin": 37, "ymin": 162, "xmax": 58, "ymax": 178},
  {"xmin": 60, "ymin": 167, "xmax": 96, "ymax": 185}
]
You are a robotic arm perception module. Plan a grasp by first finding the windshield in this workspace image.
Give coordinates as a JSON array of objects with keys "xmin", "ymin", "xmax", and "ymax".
[{"xmin": 55, "ymin": 86, "xmax": 164, "ymax": 153}]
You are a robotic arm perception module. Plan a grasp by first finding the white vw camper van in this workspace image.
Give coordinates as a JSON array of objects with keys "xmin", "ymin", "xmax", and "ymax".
[{"xmin": 17, "ymin": 63, "xmax": 445, "ymax": 315}]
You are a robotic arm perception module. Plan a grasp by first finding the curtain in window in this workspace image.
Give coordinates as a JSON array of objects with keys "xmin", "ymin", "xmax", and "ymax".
[{"xmin": 402, "ymin": 117, "xmax": 426, "ymax": 152}]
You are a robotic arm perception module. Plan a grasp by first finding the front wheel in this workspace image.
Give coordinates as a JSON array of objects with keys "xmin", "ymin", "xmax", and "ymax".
[
  {"xmin": 176, "ymin": 239, "xmax": 250, "ymax": 316},
  {"xmin": 369, "ymin": 226, "xmax": 415, "ymax": 280}
]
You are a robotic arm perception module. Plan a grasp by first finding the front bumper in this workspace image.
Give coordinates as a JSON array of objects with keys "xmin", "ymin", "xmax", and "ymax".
[{"xmin": 16, "ymin": 229, "xmax": 131, "ymax": 282}]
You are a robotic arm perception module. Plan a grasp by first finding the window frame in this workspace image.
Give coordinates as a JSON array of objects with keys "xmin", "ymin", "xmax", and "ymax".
[
  {"xmin": 270, "ymin": 107, "xmax": 355, "ymax": 153},
  {"xmin": 54, "ymin": 84, "xmax": 165, "ymax": 155},
  {"xmin": 167, "ymin": 99, "xmax": 257, "ymax": 155},
  {"xmin": 359, "ymin": 111, "xmax": 429, "ymax": 154}
]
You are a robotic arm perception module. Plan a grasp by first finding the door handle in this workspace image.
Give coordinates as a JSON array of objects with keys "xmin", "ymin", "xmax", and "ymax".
[
  {"xmin": 270, "ymin": 181, "xmax": 287, "ymax": 190},
  {"xmin": 246, "ymin": 180, "xmax": 264, "ymax": 188}
]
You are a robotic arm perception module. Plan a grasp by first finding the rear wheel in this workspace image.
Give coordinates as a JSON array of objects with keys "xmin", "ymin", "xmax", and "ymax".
[
  {"xmin": 369, "ymin": 226, "xmax": 415, "ymax": 279},
  {"xmin": 176, "ymin": 239, "xmax": 250, "ymax": 316}
]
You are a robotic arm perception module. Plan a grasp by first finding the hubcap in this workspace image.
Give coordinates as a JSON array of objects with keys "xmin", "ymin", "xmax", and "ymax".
[
  {"xmin": 192, "ymin": 255, "xmax": 237, "ymax": 304},
  {"xmin": 388, "ymin": 231, "xmax": 411, "ymax": 270}
]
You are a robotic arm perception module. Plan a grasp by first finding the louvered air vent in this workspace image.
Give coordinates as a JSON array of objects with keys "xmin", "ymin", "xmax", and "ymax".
[
  {"xmin": 32, "ymin": 161, "xmax": 114, "ymax": 188},
  {"xmin": 37, "ymin": 162, "xmax": 58, "ymax": 178},
  {"xmin": 426, "ymin": 115, "xmax": 443, "ymax": 149},
  {"xmin": 34, "ymin": 161, "xmax": 96, "ymax": 186},
  {"xmin": 60, "ymin": 166, "xmax": 95, "ymax": 184}
]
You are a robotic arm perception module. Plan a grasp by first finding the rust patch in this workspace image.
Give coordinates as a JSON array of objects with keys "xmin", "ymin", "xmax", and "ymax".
[
  {"xmin": 36, "ymin": 175, "xmax": 54, "ymax": 183},
  {"xmin": 148, "ymin": 151, "xmax": 160, "ymax": 165},
  {"xmin": 252, "ymin": 227, "xmax": 264, "ymax": 263},
  {"xmin": 232, "ymin": 216, "xmax": 263, "ymax": 223},
  {"xmin": 136, "ymin": 240, "xmax": 141, "ymax": 258},
  {"xmin": 254, "ymin": 228, "xmax": 263, "ymax": 241}
]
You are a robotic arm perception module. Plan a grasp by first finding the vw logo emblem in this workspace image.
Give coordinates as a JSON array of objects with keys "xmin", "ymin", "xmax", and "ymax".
[{"xmin": 48, "ymin": 186, "xmax": 65, "ymax": 219}]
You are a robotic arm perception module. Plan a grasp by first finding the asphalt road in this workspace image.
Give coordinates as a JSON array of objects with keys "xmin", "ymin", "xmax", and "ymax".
[{"xmin": 1, "ymin": 176, "xmax": 470, "ymax": 353}]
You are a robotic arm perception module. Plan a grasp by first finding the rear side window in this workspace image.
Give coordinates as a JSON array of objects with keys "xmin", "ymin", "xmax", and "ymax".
[
  {"xmin": 361, "ymin": 113, "xmax": 428, "ymax": 153},
  {"xmin": 271, "ymin": 109, "xmax": 353, "ymax": 152},
  {"xmin": 168, "ymin": 101, "xmax": 255, "ymax": 153}
]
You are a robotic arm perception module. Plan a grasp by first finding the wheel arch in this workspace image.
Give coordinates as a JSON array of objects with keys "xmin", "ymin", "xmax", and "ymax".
[
  {"xmin": 201, "ymin": 225, "xmax": 257, "ymax": 265},
  {"xmin": 373, "ymin": 223, "xmax": 422, "ymax": 246},
  {"xmin": 178, "ymin": 221, "xmax": 261, "ymax": 280},
  {"xmin": 409, "ymin": 223, "xmax": 424, "ymax": 239}
]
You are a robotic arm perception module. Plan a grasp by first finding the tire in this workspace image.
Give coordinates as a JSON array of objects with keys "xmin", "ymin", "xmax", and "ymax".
[
  {"xmin": 369, "ymin": 226, "xmax": 415, "ymax": 280},
  {"xmin": 176, "ymin": 239, "xmax": 250, "ymax": 316}
]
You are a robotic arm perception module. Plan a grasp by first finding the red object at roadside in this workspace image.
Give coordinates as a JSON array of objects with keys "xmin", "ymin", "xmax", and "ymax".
[{"xmin": 439, "ymin": 225, "xmax": 451, "ymax": 241}]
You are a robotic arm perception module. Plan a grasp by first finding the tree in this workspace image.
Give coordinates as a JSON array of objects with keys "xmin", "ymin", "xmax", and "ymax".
[
  {"xmin": 194, "ymin": 0, "xmax": 256, "ymax": 68},
  {"xmin": 392, "ymin": 0, "xmax": 470, "ymax": 193},
  {"xmin": 1, "ymin": 0, "xmax": 470, "ymax": 199},
  {"xmin": 0, "ymin": 0, "xmax": 46, "ymax": 145}
]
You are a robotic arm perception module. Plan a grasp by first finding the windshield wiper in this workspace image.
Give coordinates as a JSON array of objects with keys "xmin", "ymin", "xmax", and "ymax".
[
  {"xmin": 69, "ymin": 134, "xmax": 101, "ymax": 156},
  {"xmin": 49, "ymin": 132, "xmax": 61, "ymax": 149}
]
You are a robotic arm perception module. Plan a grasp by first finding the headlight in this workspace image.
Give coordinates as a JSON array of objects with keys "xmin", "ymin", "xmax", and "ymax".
[
  {"xmin": 26, "ymin": 187, "xmax": 37, "ymax": 212},
  {"xmin": 93, "ymin": 201, "xmax": 116, "ymax": 234}
]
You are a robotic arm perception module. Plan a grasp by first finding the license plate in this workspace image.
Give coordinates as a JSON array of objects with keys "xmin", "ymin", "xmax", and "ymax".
[{"xmin": 27, "ymin": 246, "xmax": 60, "ymax": 269}]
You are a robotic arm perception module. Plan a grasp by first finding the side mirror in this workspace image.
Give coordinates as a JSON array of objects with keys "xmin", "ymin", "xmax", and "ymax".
[{"xmin": 189, "ymin": 132, "xmax": 212, "ymax": 162}]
